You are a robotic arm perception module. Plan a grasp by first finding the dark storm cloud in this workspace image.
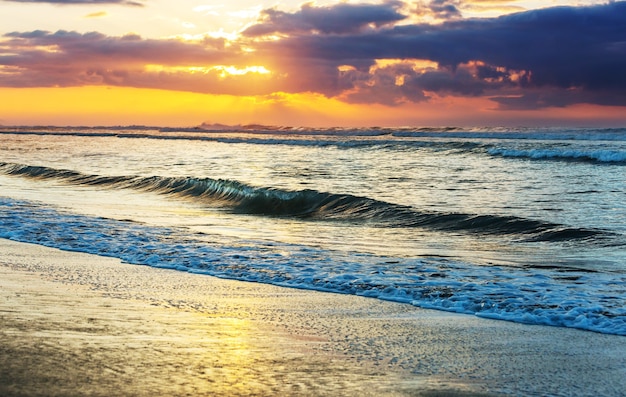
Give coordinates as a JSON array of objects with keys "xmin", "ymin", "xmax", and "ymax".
[
  {"xmin": 338, "ymin": 61, "xmax": 518, "ymax": 105},
  {"xmin": 246, "ymin": 1, "xmax": 626, "ymax": 108},
  {"xmin": 491, "ymin": 89, "xmax": 626, "ymax": 110},
  {"xmin": 243, "ymin": 1, "xmax": 407, "ymax": 36},
  {"xmin": 2, "ymin": 0, "xmax": 144, "ymax": 5}
]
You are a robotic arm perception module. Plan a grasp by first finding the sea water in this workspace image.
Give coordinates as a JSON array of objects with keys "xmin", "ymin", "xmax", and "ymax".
[{"xmin": 0, "ymin": 126, "xmax": 624, "ymax": 334}]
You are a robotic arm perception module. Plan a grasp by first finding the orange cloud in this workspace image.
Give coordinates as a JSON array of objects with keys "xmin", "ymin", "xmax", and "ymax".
[
  {"xmin": 0, "ymin": 30, "xmax": 289, "ymax": 95},
  {"xmin": 84, "ymin": 11, "xmax": 109, "ymax": 18},
  {"xmin": 1, "ymin": 1, "xmax": 625, "ymax": 118}
]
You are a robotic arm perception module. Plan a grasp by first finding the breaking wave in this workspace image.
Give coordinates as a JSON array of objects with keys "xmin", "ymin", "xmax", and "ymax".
[
  {"xmin": 488, "ymin": 148, "xmax": 626, "ymax": 164},
  {"xmin": 1, "ymin": 197, "xmax": 625, "ymax": 335},
  {"xmin": 0, "ymin": 162, "xmax": 610, "ymax": 243},
  {"xmin": 3, "ymin": 125, "xmax": 626, "ymax": 142}
]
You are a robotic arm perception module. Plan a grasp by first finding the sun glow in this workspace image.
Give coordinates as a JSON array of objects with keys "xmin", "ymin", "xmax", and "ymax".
[
  {"xmin": 372, "ymin": 59, "xmax": 439, "ymax": 71},
  {"xmin": 144, "ymin": 64, "xmax": 271, "ymax": 78},
  {"xmin": 337, "ymin": 65, "xmax": 356, "ymax": 72},
  {"xmin": 214, "ymin": 65, "xmax": 271, "ymax": 76},
  {"xmin": 0, "ymin": 86, "xmax": 359, "ymax": 127},
  {"xmin": 1, "ymin": 85, "xmax": 623, "ymax": 128}
]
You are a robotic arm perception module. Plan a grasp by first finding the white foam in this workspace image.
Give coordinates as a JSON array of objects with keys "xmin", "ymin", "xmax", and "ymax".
[
  {"xmin": 488, "ymin": 148, "xmax": 626, "ymax": 163},
  {"xmin": 1, "ymin": 197, "xmax": 625, "ymax": 336}
]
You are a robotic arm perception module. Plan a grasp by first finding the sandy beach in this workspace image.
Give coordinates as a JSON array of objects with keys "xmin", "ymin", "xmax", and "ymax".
[{"xmin": 1, "ymin": 238, "xmax": 625, "ymax": 396}]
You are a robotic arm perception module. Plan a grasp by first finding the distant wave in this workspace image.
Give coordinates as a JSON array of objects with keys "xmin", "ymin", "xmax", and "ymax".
[
  {"xmin": 488, "ymin": 148, "xmax": 626, "ymax": 164},
  {"xmin": 9, "ymin": 128, "xmax": 626, "ymax": 162},
  {"xmin": 0, "ymin": 162, "xmax": 611, "ymax": 243},
  {"xmin": 177, "ymin": 125, "xmax": 626, "ymax": 142},
  {"xmin": 2, "ymin": 125, "xmax": 626, "ymax": 142},
  {"xmin": 0, "ymin": 129, "xmax": 407, "ymax": 149},
  {"xmin": 391, "ymin": 128, "xmax": 626, "ymax": 142}
]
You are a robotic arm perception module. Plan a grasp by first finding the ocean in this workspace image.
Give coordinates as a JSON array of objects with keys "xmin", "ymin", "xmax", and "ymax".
[{"xmin": 1, "ymin": 126, "xmax": 624, "ymax": 335}]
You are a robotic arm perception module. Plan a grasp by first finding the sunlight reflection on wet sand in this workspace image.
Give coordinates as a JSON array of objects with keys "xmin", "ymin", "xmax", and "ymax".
[{"xmin": 2, "ymin": 239, "xmax": 624, "ymax": 396}]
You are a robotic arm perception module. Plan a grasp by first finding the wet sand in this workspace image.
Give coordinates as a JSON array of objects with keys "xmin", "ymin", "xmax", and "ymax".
[{"xmin": 1, "ymin": 238, "xmax": 625, "ymax": 396}]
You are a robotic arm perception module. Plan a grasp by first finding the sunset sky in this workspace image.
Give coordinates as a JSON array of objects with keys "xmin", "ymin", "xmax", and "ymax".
[{"xmin": 1, "ymin": 0, "xmax": 625, "ymax": 127}]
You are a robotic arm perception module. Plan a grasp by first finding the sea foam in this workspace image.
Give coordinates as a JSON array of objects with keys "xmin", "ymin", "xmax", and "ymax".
[
  {"xmin": 1, "ymin": 197, "xmax": 624, "ymax": 336},
  {"xmin": 488, "ymin": 148, "xmax": 626, "ymax": 163}
]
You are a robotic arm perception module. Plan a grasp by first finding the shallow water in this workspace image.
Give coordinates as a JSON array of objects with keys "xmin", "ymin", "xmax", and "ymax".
[
  {"xmin": 7, "ymin": 239, "xmax": 625, "ymax": 397},
  {"xmin": 1, "ymin": 126, "xmax": 625, "ymax": 334}
]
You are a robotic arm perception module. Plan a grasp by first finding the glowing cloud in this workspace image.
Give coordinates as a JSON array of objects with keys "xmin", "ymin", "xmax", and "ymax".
[
  {"xmin": 243, "ymin": 1, "xmax": 407, "ymax": 36},
  {"xmin": 1, "ymin": 1, "xmax": 625, "ymax": 112},
  {"xmin": 84, "ymin": 11, "xmax": 108, "ymax": 18},
  {"xmin": 243, "ymin": 1, "xmax": 626, "ymax": 108}
]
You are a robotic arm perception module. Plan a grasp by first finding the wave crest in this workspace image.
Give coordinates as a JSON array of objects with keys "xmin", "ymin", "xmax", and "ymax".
[
  {"xmin": 488, "ymin": 148, "xmax": 626, "ymax": 164},
  {"xmin": 0, "ymin": 162, "xmax": 610, "ymax": 242}
]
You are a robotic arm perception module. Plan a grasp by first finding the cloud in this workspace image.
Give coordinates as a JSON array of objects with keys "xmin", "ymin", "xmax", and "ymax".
[
  {"xmin": 2, "ymin": 30, "xmax": 228, "ymax": 65},
  {"xmin": 337, "ymin": 60, "xmax": 522, "ymax": 105},
  {"xmin": 84, "ymin": 11, "xmax": 108, "ymax": 18},
  {"xmin": 450, "ymin": 0, "xmax": 525, "ymax": 16},
  {"xmin": 0, "ymin": 30, "xmax": 289, "ymax": 95},
  {"xmin": 243, "ymin": 1, "xmax": 407, "ymax": 36},
  {"xmin": 491, "ymin": 89, "xmax": 626, "ymax": 110},
  {"xmin": 245, "ymin": 1, "xmax": 626, "ymax": 108},
  {"xmin": 2, "ymin": 0, "xmax": 144, "ymax": 5},
  {"xmin": 415, "ymin": 0, "xmax": 462, "ymax": 20},
  {"xmin": 1, "ymin": 1, "xmax": 625, "ymax": 110}
]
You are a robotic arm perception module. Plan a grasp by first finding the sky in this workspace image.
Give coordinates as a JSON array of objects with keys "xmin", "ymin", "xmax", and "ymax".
[{"xmin": 0, "ymin": 0, "xmax": 625, "ymax": 127}]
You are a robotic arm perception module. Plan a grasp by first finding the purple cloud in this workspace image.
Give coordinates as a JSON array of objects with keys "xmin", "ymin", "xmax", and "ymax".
[
  {"xmin": 1, "ymin": 1, "xmax": 625, "ymax": 110},
  {"xmin": 243, "ymin": 1, "xmax": 407, "ymax": 36},
  {"xmin": 415, "ymin": 0, "xmax": 462, "ymax": 19},
  {"xmin": 2, "ymin": 30, "xmax": 228, "ymax": 66},
  {"xmin": 0, "ymin": 31, "xmax": 262, "ymax": 93},
  {"xmin": 246, "ymin": 1, "xmax": 626, "ymax": 107}
]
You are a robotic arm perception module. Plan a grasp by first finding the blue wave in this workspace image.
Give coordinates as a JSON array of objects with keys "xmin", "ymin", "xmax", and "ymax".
[
  {"xmin": 0, "ymin": 162, "xmax": 612, "ymax": 243},
  {"xmin": 488, "ymin": 148, "xmax": 626, "ymax": 164},
  {"xmin": 1, "ymin": 197, "xmax": 625, "ymax": 335},
  {"xmin": 3, "ymin": 125, "xmax": 626, "ymax": 142}
]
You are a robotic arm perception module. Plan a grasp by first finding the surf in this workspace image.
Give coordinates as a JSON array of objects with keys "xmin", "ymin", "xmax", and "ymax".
[{"xmin": 0, "ymin": 161, "xmax": 612, "ymax": 243}]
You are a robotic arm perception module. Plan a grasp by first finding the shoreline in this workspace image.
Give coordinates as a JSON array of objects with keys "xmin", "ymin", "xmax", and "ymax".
[{"xmin": 1, "ymin": 238, "xmax": 625, "ymax": 396}]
